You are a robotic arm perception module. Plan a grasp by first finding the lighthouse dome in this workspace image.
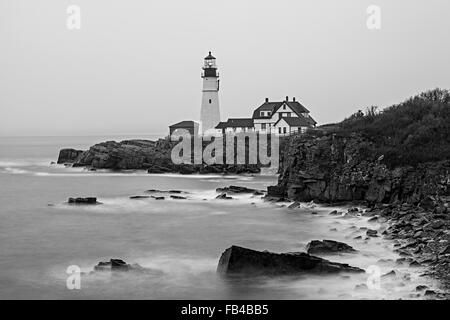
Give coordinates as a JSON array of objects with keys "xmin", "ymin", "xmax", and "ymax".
[{"xmin": 205, "ymin": 51, "xmax": 215, "ymax": 60}]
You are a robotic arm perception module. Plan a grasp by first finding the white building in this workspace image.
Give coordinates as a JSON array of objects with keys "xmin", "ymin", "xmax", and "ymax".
[
  {"xmin": 199, "ymin": 52, "xmax": 221, "ymax": 135},
  {"xmin": 216, "ymin": 96, "xmax": 316, "ymax": 136}
]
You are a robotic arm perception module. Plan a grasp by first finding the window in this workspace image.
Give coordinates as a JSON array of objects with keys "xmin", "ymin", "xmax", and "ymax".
[
  {"xmin": 209, "ymin": 99, "xmax": 212, "ymax": 104},
  {"xmin": 283, "ymin": 105, "xmax": 286, "ymax": 110},
  {"xmin": 261, "ymin": 123, "xmax": 266, "ymax": 130},
  {"xmin": 287, "ymin": 112, "xmax": 291, "ymax": 117},
  {"xmin": 283, "ymin": 127, "xmax": 287, "ymax": 134},
  {"xmin": 260, "ymin": 111, "xmax": 265, "ymax": 117},
  {"xmin": 267, "ymin": 111, "xmax": 271, "ymax": 116},
  {"xmin": 278, "ymin": 127, "xmax": 281, "ymax": 134}
]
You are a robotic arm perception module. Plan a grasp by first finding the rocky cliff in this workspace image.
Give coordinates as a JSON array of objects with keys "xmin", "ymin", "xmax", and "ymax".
[
  {"xmin": 57, "ymin": 138, "xmax": 260, "ymax": 174},
  {"xmin": 268, "ymin": 132, "xmax": 450, "ymax": 206}
]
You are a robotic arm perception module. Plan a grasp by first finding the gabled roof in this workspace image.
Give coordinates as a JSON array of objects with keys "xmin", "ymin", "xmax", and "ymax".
[
  {"xmin": 215, "ymin": 118, "xmax": 254, "ymax": 128},
  {"xmin": 252, "ymin": 102, "xmax": 283, "ymax": 119},
  {"xmin": 215, "ymin": 121, "xmax": 228, "ymax": 129},
  {"xmin": 169, "ymin": 120, "xmax": 197, "ymax": 128},
  {"xmin": 274, "ymin": 116, "xmax": 312, "ymax": 127},
  {"xmin": 252, "ymin": 100, "xmax": 310, "ymax": 119}
]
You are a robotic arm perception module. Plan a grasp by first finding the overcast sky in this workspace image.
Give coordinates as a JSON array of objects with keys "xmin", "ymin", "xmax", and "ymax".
[{"xmin": 0, "ymin": 0, "xmax": 449, "ymax": 136}]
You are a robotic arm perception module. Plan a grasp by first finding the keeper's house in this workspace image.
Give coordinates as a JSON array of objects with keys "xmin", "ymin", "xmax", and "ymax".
[{"xmin": 216, "ymin": 96, "xmax": 316, "ymax": 136}]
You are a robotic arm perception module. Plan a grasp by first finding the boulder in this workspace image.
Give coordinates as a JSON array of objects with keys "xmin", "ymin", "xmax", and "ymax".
[
  {"xmin": 216, "ymin": 185, "xmax": 262, "ymax": 194},
  {"xmin": 57, "ymin": 148, "xmax": 84, "ymax": 164},
  {"xmin": 216, "ymin": 245, "xmax": 364, "ymax": 276},
  {"xmin": 129, "ymin": 196, "xmax": 150, "ymax": 200},
  {"xmin": 306, "ymin": 240, "xmax": 357, "ymax": 255},
  {"xmin": 216, "ymin": 193, "xmax": 233, "ymax": 200},
  {"xmin": 68, "ymin": 197, "xmax": 98, "ymax": 205}
]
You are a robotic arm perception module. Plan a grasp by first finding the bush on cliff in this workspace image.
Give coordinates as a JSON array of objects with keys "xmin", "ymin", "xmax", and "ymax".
[{"xmin": 337, "ymin": 88, "xmax": 450, "ymax": 168}]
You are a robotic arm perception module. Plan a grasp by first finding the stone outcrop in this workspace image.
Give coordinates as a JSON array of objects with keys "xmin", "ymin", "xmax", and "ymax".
[
  {"xmin": 68, "ymin": 197, "xmax": 98, "ymax": 205},
  {"xmin": 306, "ymin": 240, "xmax": 357, "ymax": 254},
  {"xmin": 217, "ymin": 245, "xmax": 364, "ymax": 276},
  {"xmin": 57, "ymin": 148, "xmax": 84, "ymax": 164},
  {"xmin": 58, "ymin": 138, "xmax": 261, "ymax": 174},
  {"xmin": 268, "ymin": 133, "xmax": 450, "ymax": 205}
]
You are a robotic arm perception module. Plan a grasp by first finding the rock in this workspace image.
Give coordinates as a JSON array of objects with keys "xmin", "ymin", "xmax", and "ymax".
[
  {"xmin": 94, "ymin": 259, "xmax": 129, "ymax": 272},
  {"xmin": 416, "ymin": 285, "xmax": 429, "ymax": 292},
  {"xmin": 170, "ymin": 195, "xmax": 187, "ymax": 200},
  {"xmin": 216, "ymin": 193, "xmax": 233, "ymax": 200},
  {"xmin": 68, "ymin": 197, "xmax": 98, "ymax": 205},
  {"xmin": 424, "ymin": 290, "xmax": 436, "ymax": 296},
  {"xmin": 381, "ymin": 270, "xmax": 397, "ymax": 278},
  {"xmin": 216, "ymin": 245, "xmax": 364, "ymax": 276},
  {"xmin": 216, "ymin": 185, "xmax": 262, "ymax": 194},
  {"xmin": 93, "ymin": 259, "xmax": 162, "ymax": 275},
  {"xmin": 151, "ymin": 196, "xmax": 165, "ymax": 200},
  {"xmin": 368, "ymin": 216, "xmax": 378, "ymax": 222},
  {"xmin": 306, "ymin": 240, "xmax": 357, "ymax": 255},
  {"xmin": 129, "ymin": 196, "xmax": 150, "ymax": 199},
  {"xmin": 329, "ymin": 210, "xmax": 340, "ymax": 215},
  {"xmin": 57, "ymin": 148, "xmax": 84, "ymax": 164},
  {"xmin": 366, "ymin": 229, "xmax": 378, "ymax": 237},
  {"xmin": 288, "ymin": 202, "xmax": 301, "ymax": 209}
]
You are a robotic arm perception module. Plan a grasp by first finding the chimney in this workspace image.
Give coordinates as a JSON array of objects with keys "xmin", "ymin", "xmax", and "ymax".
[
  {"xmin": 293, "ymin": 97, "xmax": 296, "ymax": 102},
  {"xmin": 285, "ymin": 96, "xmax": 289, "ymax": 101},
  {"xmin": 265, "ymin": 97, "xmax": 269, "ymax": 103}
]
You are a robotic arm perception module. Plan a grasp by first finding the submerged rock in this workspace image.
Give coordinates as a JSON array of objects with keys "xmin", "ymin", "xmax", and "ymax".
[
  {"xmin": 93, "ymin": 259, "xmax": 162, "ymax": 275},
  {"xmin": 216, "ymin": 245, "xmax": 364, "ymax": 276},
  {"xmin": 306, "ymin": 240, "xmax": 357, "ymax": 255},
  {"xmin": 68, "ymin": 197, "xmax": 98, "ymax": 205},
  {"xmin": 129, "ymin": 196, "xmax": 150, "ymax": 200},
  {"xmin": 216, "ymin": 185, "xmax": 263, "ymax": 195},
  {"xmin": 216, "ymin": 193, "xmax": 233, "ymax": 200}
]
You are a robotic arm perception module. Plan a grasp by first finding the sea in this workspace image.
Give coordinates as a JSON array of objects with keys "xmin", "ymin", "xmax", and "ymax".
[{"xmin": 0, "ymin": 135, "xmax": 439, "ymax": 299}]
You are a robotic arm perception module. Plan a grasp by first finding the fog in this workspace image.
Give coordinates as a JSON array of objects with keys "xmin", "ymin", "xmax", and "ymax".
[{"xmin": 1, "ymin": 0, "xmax": 449, "ymax": 136}]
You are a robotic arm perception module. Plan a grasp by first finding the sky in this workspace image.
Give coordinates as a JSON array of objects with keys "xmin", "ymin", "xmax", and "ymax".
[{"xmin": 0, "ymin": 0, "xmax": 449, "ymax": 136}]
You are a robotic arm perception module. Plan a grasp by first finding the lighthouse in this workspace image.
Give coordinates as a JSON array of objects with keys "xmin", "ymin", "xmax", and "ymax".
[{"xmin": 200, "ymin": 51, "xmax": 220, "ymax": 135}]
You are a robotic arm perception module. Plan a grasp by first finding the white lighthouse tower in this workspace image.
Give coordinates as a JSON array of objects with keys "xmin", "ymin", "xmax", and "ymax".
[{"xmin": 200, "ymin": 51, "xmax": 220, "ymax": 135}]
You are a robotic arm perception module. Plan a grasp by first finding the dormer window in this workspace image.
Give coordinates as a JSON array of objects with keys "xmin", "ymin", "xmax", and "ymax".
[
  {"xmin": 283, "ymin": 105, "xmax": 286, "ymax": 110},
  {"xmin": 267, "ymin": 111, "xmax": 271, "ymax": 116},
  {"xmin": 260, "ymin": 111, "xmax": 265, "ymax": 117}
]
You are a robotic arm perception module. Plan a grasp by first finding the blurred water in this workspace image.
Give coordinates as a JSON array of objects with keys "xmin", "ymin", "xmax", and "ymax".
[{"xmin": 0, "ymin": 136, "xmax": 438, "ymax": 299}]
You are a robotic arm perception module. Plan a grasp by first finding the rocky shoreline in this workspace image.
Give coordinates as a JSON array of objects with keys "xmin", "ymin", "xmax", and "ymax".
[
  {"xmin": 266, "ymin": 132, "xmax": 450, "ymax": 295},
  {"xmin": 57, "ymin": 138, "xmax": 260, "ymax": 174}
]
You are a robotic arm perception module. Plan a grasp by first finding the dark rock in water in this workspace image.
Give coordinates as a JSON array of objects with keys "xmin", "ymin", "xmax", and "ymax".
[
  {"xmin": 306, "ymin": 240, "xmax": 357, "ymax": 255},
  {"xmin": 329, "ymin": 210, "xmax": 340, "ymax": 215},
  {"xmin": 381, "ymin": 270, "xmax": 397, "ymax": 278},
  {"xmin": 94, "ymin": 259, "xmax": 129, "ymax": 272},
  {"xmin": 416, "ymin": 285, "xmax": 429, "ymax": 291},
  {"xmin": 288, "ymin": 202, "xmax": 301, "ymax": 209},
  {"xmin": 424, "ymin": 290, "xmax": 436, "ymax": 296},
  {"xmin": 93, "ymin": 259, "xmax": 162, "ymax": 275},
  {"xmin": 366, "ymin": 229, "xmax": 378, "ymax": 237},
  {"xmin": 216, "ymin": 245, "xmax": 364, "ymax": 276},
  {"xmin": 68, "ymin": 197, "xmax": 98, "ymax": 205},
  {"xmin": 170, "ymin": 195, "xmax": 187, "ymax": 200},
  {"xmin": 216, "ymin": 193, "xmax": 233, "ymax": 200},
  {"xmin": 129, "ymin": 196, "xmax": 150, "ymax": 200},
  {"xmin": 57, "ymin": 148, "xmax": 84, "ymax": 164},
  {"xmin": 151, "ymin": 196, "xmax": 165, "ymax": 200},
  {"xmin": 146, "ymin": 189, "xmax": 185, "ymax": 194},
  {"xmin": 216, "ymin": 185, "xmax": 262, "ymax": 194}
]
